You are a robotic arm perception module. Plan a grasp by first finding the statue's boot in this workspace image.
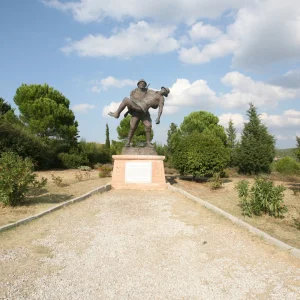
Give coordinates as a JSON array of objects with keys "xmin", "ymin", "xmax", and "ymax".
[
  {"xmin": 125, "ymin": 128, "xmax": 135, "ymax": 147},
  {"xmin": 108, "ymin": 111, "xmax": 120, "ymax": 118},
  {"xmin": 145, "ymin": 128, "xmax": 154, "ymax": 148},
  {"xmin": 108, "ymin": 100, "xmax": 128, "ymax": 118}
]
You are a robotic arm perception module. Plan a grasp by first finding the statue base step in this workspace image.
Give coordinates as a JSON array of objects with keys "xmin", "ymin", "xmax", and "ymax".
[{"xmin": 111, "ymin": 155, "xmax": 167, "ymax": 190}]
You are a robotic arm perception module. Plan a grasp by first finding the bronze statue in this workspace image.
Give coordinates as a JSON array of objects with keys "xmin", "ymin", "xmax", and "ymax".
[{"xmin": 108, "ymin": 80, "xmax": 170, "ymax": 147}]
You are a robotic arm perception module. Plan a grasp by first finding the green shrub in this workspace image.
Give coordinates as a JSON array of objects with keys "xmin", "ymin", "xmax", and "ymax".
[
  {"xmin": 235, "ymin": 177, "xmax": 287, "ymax": 218},
  {"xmin": 0, "ymin": 152, "xmax": 47, "ymax": 206},
  {"xmin": 0, "ymin": 120, "xmax": 54, "ymax": 169},
  {"xmin": 274, "ymin": 157, "xmax": 300, "ymax": 175},
  {"xmin": 58, "ymin": 152, "xmax": 89, "ymax": 169},
  {"xmin": 98, "ymin": 164, "xmax": 113, "ymax": 178},
  {"xmin": 173, "ymin": 131, "xmax": 229, "ymax": 177},
  {"xmin": 51, "ymin": 174, "xmax": 63, "ymax": 186},
  {"xmin": 78, "ymin": 166, "xmax": 91, "ymax": 171},
  {"xmin": 74, "ymin": 170, "xmax": 91, "ymax": 181},
  {"xmin": 209, "ymin": 172, "xmax": 223, "ymax": 190},
  {"xmin": 79, "ymin": 141, "xmax": 111, "ymax": 165}
]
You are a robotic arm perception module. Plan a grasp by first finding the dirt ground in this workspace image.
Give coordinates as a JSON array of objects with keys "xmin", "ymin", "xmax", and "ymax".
[
  {"xmin": 0, "ymin": 170, "xmax": 110, "ymax": 227},
  {"xmin": 1, "ymin": 170, "xmax": 300, "ymax": 251},
  {"xmin": 167, "ymin": 175, "xmax": 300, "ymax": 249}
]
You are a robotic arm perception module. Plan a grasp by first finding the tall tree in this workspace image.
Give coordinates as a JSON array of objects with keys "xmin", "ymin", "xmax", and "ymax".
[
  {"xmin": 237, "ymin": 103, "xmax": 275, "ymax": 174},
  {"xmin": 172, "ymin": 111, "xmax": 229, "ymax": 176},
  {"xmin": 226, "ymin": 118, "xmax": 237, "ymax": 167},
  {"xmin": 0, "ymin": 98, "xmax": 12, "ymax": 115},
  {"xmin": 14, "ymin": 84, "xmax": 79, "ymax": 147},
  {"xmin": 105, "ymin": 123, "xmax": 110, "ymax": 149},
  {"xmin": 295, "ymin": 136, "xmax": 300, "ymax": 162},
  {"xmin": 180, "ymin": 111, "xmax": 227, "ymax": 145},
  {"xmin": 167, "ymin": 123, "xmax": 179, "ymax": 153}
]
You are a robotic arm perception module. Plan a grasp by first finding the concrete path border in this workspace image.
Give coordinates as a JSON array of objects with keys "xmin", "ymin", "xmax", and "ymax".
[
  {"xmin": 168, "ymin": 183, "xmax": 300, "ymax": 259},
  {"xmin": 0, "ymin": 183, "xmax": 112, "ymax": 233}
]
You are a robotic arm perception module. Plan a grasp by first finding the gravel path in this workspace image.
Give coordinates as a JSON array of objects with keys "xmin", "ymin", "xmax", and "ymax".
[{"xmin": 1, "ymin": 189, "xmax": 300, "ymax": 299}]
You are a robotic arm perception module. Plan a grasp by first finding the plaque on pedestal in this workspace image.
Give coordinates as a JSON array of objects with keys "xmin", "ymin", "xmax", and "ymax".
[{"xmin": 111, "ymin": 148, "xmax": 167, "ymax": 190}]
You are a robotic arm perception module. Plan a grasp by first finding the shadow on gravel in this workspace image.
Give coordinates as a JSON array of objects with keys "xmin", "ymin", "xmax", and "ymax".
[
  {"xmin": 24, "ymin": 194, "xmax": 72, "ymax": 206},
  {"xmin": 166, "ymin": 175, "xmax": 232, "ymax": 185},
  {"xmin": 166, "ymin": 176, "xmax": 178, "ymax": 185}
]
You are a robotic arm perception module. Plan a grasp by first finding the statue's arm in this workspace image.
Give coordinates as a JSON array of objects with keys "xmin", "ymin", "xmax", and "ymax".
[{"xmin": 155, "ymin": 97, "xmax": 164, "ymax": 124}]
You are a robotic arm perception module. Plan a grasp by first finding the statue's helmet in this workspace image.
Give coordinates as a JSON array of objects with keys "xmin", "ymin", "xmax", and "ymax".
[
  {"xmin": 137, "ymin": 79, "xmax": 147, "ymax": 86},
  {"xmin": 161, "ymin": 86, "xmax": 170, "ymax": 97}
]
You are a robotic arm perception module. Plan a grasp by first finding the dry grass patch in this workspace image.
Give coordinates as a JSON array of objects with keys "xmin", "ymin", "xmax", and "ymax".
[
  {"xmin": 168, "ymin": 175, "xmax": 300, "ymax": 249},
  {"xmin": 0, "ymin": 169, "xmax": 110, "ymax": 227}
]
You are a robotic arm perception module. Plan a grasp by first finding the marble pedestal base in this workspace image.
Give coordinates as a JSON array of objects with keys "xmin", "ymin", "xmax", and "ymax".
[{"xmin": 111, "ymin": 155, "xmax": 167, "ymax": 190}]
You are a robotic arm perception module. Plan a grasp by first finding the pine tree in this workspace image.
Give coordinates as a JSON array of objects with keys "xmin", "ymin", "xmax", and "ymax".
[
  {"xmin": 237, "ymin": 103, "xmax": 275, "ymax": 174},
  {"xmin": 226, "ymin": 118, "xmax": 237, "ymax": 167},
  {"xmin": 105, "ymin": 123, "xmax": 110, "ymax": 149},
  {"xmin": 295, "ymin": 136, "xmax": 300, "ymax": 161}
]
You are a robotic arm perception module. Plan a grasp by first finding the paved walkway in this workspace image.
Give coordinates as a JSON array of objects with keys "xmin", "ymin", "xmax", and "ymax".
[{"xmin": 1, "ymin": 189, "xmax": 300, "ymax": 299}]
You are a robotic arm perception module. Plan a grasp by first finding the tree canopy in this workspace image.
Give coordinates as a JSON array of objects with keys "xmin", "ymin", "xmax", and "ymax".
[
  {"xmin": 172, "ymin": 111, "xmax": 229, "ymax": 176},
  {"xmin": 14, "ymin": 84, "xmax": 78, "ymax": 145},
  {"xmin": 180, "ymin": 111, "xmax": 227, "ymax": 145}
]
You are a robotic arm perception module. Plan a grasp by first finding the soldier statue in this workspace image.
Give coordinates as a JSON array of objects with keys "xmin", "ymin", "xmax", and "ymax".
[{"xmin": 108, "ymin": 79, "xmax": 170, "ymax": 147}]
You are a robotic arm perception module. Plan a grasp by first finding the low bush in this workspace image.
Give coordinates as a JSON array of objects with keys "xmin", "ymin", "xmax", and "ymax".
[
  {"xmin": 0, "ymin": 152, "xmax": 47, "ymax": 206},
  {"xmin": 75, "ymin": 170, "xmax": 91, "ymax": 181},
  {"xmin": 235, "ymin": 177, "xmax": 287, "ymax": 218},
  {"xmin": 51, "ymin": 174, "xmax": 63, "ymax": 186},
  {"xmin": 164, "ymin": 167, "xmax": 178, "ymax": 175},
  {"xmin": 209, "ymin": 172, "xmax": 223, "ymax": 190},
  {"xmin": 78, "ymin": 166, "xmax": 91, "ymax": 171},
  {"xmin": 58, "ymin": 152, "xmax": 89, "ymax": 169},
  {"xmin": 98, "ymin": 164, "xmax": 113, "ymax": 178},
  {"xmin": 274, "ymin": 157, "xmax": 300, "ymax": 175}
]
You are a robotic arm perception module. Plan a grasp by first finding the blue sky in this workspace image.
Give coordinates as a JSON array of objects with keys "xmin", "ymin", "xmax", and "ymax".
[{"xmin": 1, "ymin": 0, "xmax": 300, "ymax": 148}]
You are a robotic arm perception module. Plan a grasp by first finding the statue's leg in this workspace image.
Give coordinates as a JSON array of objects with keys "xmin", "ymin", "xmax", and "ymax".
[
  {"xmin": 125, "ymin": 116, "xmax": 140, "ymax": 147},
  {"xmin": 143, "ymin": 117, "xmax": 153, "ymax": 148},
  {"xmin": 108, "ymin": 98, "xmax": 130, "ymax": 118}
]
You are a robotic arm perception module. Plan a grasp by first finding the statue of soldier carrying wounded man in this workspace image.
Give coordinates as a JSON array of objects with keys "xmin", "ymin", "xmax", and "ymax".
[{"xmin": 108, "ymin": 79, "xmax": 170, "ymax": 147}]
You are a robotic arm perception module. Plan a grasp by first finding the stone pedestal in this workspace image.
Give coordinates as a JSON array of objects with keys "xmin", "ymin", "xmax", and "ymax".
[{"xmin": 111, "ymin": 155, "xmax": 167, "ymax": 190}]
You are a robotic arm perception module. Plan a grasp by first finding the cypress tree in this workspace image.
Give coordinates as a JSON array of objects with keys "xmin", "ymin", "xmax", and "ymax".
[
  {"xmin": 295, "ymin": 136, "xmax": 300, "ymax": 162},
  {"xmin": 237, "ymin": 103, "xmax": 275, "ymax": 174},
  {"xmin": 105, "ymin": 123, "xmax": 110, "ymax": 149},
  {"xmin": 226, "ymin": 118, "xmax": 237, "ymax": 167}
]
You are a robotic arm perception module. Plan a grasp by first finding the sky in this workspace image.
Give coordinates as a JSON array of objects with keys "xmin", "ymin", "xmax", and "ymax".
[{"xmin": 1, "ymin": 0, "xmax": 300, "ymax": 148}]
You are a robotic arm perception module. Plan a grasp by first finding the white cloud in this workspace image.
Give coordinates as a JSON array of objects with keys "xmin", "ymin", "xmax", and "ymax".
[
  {"xmin": 91, "ymin": 86, "xmax": 101, "ymax": 93},
  {"xmin": 284, "ymin": 110, "xmax": 300, "ymax": 117},
  {"xmin": 270, "ymin": 69, "xmax": 300, "ymax": 89},
  {"xmin": 188, "ymin": 22, "xmax": 222, "ymax": 41},
  {"xmin": 90, "ymin": 76, "xmax": 136, "ymax": 93},
  {"xmin": 100, "ymin": 76, "xmax": 136, "ymax": 89},
  {"xmin": 72, "ymin": 103, "xmax": 96, "ymax": 113},
  {"xmin": 166, "ymin": 72, "xmax": 297, "ymax": 111},
  {"xmin": 218, "ymin": 113, "xmax": 245, "ymax": 129},
  {"xmin": 260, "ymin": 111, "xmax": 300, "ymax": 129},
  {"xmin": 219, "ymin": 72, "xmax": 297, "ymax": 109},
  {"xmin": 61, "ymin": 21, "xmax": 179, "ymax": 58},
  {"xmin": 179, "ymin": 36, "xmax": 238, "ymax": 64},
  {"xmin": 228, "ymin": 0, "xmax": 300, "ymax": 69},
  {"xmin": 179, "ymin": 0, "xmax": 300, "ymax": 68},
  {"xmin": 167, "ymin": 78, "xmax": 217, "ymax": 107},
  {"xmin": 43, "ymin": 0, "xmax": 250, "ymax": 24}
]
